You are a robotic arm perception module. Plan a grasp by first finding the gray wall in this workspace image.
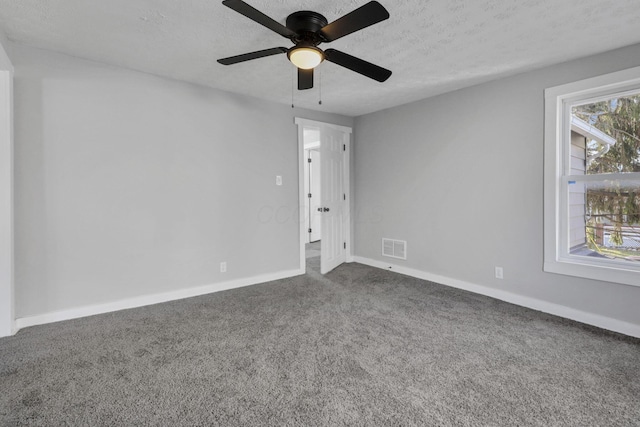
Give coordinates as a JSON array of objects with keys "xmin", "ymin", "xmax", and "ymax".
[
  {"xmin": 0, "ymin": 32, "xmax": 14, "ymax": 336},
  {"xmin": 13, "ymin": 44, "xmax": 352, "ymax": 318},
  {"xmin": 354, "ymin": 43, "xmax": 640, "ymax": 326},
  {"xmin": 0, "ymin": 29, "xmax": 11, "ymax": 69}
]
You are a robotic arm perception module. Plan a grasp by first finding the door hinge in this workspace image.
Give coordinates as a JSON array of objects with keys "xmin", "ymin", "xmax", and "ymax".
[
  {"xmin": 308, "ymin": 193, "xmax": 312, "ymax": 198},
  {"xmin": 343, "ymin": 194, "xmax": 346, "ymax": 200},
  {"xmin": 309, "ymin": 228, "xmax": 312, "ymax": 233},
  {"xmin": 343, "ymin": 144, "xmax": 346, "ymax": 151},
  {"xmin": 344, "ymin": 242, "xmax": 346, "ymax": 249},
  {"xmin": 308, "ymin": 158, "xmax": 312, "ymax": 163}
]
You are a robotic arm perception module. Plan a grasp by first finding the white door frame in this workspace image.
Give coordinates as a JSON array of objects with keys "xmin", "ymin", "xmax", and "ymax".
[
  {"xmin": 0, "ymin": 65, "xmax": 14, "ymax": 337},
  {"xmin": 306, "ymin": 149, "xmax": 322, "ymax": 243},
  {"xmin": 295, "ymin": 117, "xmax": 352, "ymax": 272}
]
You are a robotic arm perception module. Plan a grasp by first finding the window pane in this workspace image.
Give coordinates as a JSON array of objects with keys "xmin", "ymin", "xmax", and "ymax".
[
  {"xmin": 572, "ymin": 93, "xmax": 640, "ymax": 175},
  {"xmin": 570, "ymin": 179, "xmax": 640, "ymax": 263}
]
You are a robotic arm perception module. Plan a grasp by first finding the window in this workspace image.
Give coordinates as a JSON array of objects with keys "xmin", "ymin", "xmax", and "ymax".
[{"xmin": 544, "ymin": 67, "xmax": 640, "ymax": 287}]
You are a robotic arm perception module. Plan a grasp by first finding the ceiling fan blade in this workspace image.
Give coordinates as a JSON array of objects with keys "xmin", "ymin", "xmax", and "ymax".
[
  {"xmin": 218, "ymin": 47, "xmax": 288, "ymax": 65},
  {"xmin": 222, "ymin": 0, "xmax": 296, "ymax": 38},
  {"xmin": 324, "ymin": 49, "xmax": 391, "ymax": 82},
  {"xmin": 298, "ymin": 68, "xmax": 314, "ymax": 90},
  {"xmin": 319, "ymin": 1, "xmax": 389, "ymax": 42}
]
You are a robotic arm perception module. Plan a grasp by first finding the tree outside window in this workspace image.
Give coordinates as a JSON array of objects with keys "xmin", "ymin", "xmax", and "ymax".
[{"xmin": 571, "ymin": 94, "xmax": 640, "ymax": 262}]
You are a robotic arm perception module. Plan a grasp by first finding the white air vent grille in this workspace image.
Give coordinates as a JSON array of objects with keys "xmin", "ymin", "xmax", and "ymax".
[{"xmin": 382, "ymin": 238, "xmax": 407, "ymax": 260}]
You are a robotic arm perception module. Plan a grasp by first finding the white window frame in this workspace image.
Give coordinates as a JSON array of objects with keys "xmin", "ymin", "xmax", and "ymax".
[{"xmin": 544, "ymin": 66, "xmax": 640, "ymax": 287}]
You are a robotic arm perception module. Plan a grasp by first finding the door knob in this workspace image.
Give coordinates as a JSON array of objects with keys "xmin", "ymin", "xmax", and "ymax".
[{"xmin": 323, "ymin": 207, "xmax": 330, "ymax": 212}]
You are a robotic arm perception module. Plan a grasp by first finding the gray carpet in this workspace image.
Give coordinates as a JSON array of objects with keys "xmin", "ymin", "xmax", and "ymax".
[
  {"xmin": 1, "ymin": 248, "xmax": 639, "ymax": 426},
  {"xmin": 306, "ymin": 240, "xmax": 321, "ymax": 259}
]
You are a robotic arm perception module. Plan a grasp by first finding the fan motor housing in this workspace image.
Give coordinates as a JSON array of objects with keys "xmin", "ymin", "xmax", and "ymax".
[{"xmin": 286, "ymin": 11, "xmax": 328, "ymax": 44}]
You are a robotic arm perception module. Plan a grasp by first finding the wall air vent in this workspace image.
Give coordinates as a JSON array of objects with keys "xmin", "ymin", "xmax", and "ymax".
[{"xmin": 382, "ymin": 238, "xmax": 407, "ymax": 260}]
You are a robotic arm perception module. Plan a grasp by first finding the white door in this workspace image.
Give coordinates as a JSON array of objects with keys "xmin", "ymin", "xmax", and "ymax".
[
  {"xmin": 309, "ymin": 150, "xmax": 322, "ymax": 242},
  {"xmin": 303, "ymin": 149, "xmax": 310, "ymax": 244},
  {"xmin": 320, "ymin": 126, "xmax": 347, "ymax": 274}
]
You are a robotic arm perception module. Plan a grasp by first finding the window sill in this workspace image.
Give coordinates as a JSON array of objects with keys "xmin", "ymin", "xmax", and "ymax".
[{"xmin": 544, "ymin": 258, "xmax": 639, "ymax": 287}]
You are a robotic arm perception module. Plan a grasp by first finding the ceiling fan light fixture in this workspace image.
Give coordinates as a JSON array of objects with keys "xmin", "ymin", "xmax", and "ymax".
[
  {"xmin": 218, "ymin": 1, "xmax": 392, "ymax": 89},
  {"xmin": 288, "ymin": 46, "xmax": 324, "ymax": 70}
]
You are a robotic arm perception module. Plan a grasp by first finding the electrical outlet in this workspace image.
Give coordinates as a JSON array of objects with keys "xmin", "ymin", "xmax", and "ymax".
[
  {"xmin": 220, "ymin": 262, "xmax": 227, "ymax": 273},
  {"xmin": 495, "ymin": 266, "xmax": 503, "ymax": 279},
  {"xmin": 276, "ymin": 175, "xmax": 282, "ymax": 186}
]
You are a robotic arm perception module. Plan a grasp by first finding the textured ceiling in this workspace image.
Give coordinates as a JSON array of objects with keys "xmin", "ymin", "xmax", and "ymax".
[{"xmin": 1, "ymin": 0, "xmax": 640, "ymax": 116}]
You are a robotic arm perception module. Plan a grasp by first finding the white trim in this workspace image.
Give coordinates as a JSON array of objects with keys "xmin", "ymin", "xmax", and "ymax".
[
  {"xmin": 343, "ymin": 132, "xmax": 352, "ymax": 263},
  {"xmin": 295, "ymin": 117, "xmax": 353, "ymax": 134},
  {"xmin": 353, "ymin": 256, "xmax": 640, "ymax": 338},
  {"xmin": 545, "ymin": 66, "xmax": 640, "ymax": 103},
  {"xmin": 563, "ymin": 172, "xmax": 640, "ymax": 183},
  {"xmin": 570, "ymin": 116, "xmax": 616, "ymax": 146},
  {"xmin": 0, "ymin": 69, "xmax": 14, "ymax": 338},
  {"xmin": 295, "ymin": 117, "xmax": 353, "ymax": 271},
  {"xmin": 15, "ymin": 269, "xmax": 304, "ymax": 331},
  {"xmin": 544, "ymin": 66, "xmax": 640, "ymax": 287},
  {"xmin": 297, "ymin": 122, "xmax": 307, "ymax": 272}
]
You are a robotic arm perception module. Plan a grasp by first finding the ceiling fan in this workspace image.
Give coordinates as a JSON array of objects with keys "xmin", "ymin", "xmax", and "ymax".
[{"xmin": 217, "ymin": 0, "xmax": 392, "ymax": 90}]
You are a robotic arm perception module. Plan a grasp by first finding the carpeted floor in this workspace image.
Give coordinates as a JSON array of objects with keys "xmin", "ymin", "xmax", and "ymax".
[{"xmin": 1, "ymin": 246, "xmax": 639, "ymax": 426}]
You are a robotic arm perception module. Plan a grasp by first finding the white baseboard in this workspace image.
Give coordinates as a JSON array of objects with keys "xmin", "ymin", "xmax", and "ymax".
[
  {"xmin": 15, "ymin": 269, "xmax": 304, "ymax": 332},
  {"xmin": 353, "ymin": 256, "xmax": 640, "ymax": 339}
]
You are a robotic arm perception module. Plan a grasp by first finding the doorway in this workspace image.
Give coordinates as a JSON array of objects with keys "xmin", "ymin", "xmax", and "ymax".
[
  {"xmin": 304, "ymin": 130, "xmax": 322, "ymax": 245},
  {"xmin": 295, "ymin": 118, "xmax": 352, "ymax": 275},
  {"xmin": 303, "ymin": 129, "xmax": 322, "ymax": 273}
]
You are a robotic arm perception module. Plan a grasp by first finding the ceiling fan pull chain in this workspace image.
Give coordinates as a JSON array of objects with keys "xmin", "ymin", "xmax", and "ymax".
[{"xmin": 319, "ymin": 68, "xmax": 322, "ymax": 105}]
